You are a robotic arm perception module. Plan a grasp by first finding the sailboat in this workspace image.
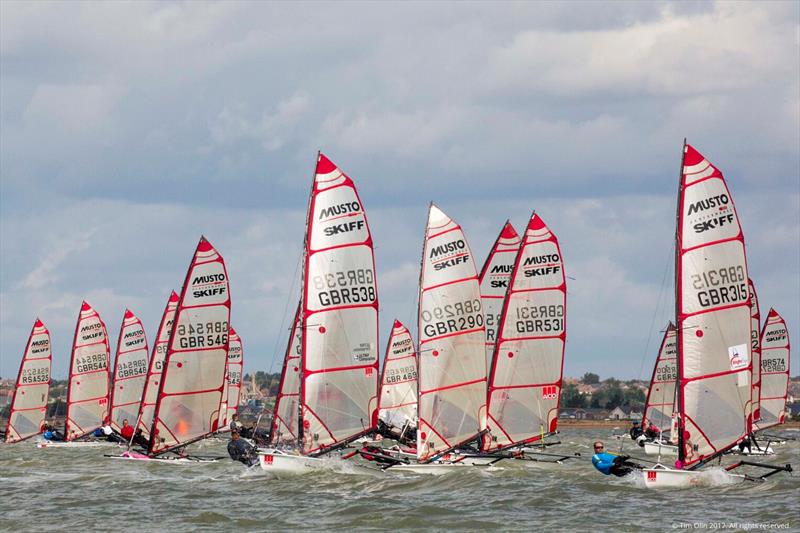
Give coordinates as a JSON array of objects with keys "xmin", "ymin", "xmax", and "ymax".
[
  {"xmin": 258, "ymin": 153, "xmax": 379, "ymax": 473},
  {"xmin": 753, "ymin": 309, "xmax": 790, "ymax": 432},
  {"xmin": 268, "ymin": 304, "xmax": 302, "ymax": 446},
  {"xmin": 749, "ymin": 279, "xmax": 762, "ymax": 424},
  {"xmin": 221, "ymin": 327, "xmax": 244, "ymax": 429},
  {"xmin": 114, "ymin": 237, "xmax": 230, "ymax": 462},
  {"xmin": 135, "ymin": 291, "xmax": 179, "ymax": 440},
  {"xmin": 478, "ymin": 221, "xmax": 521, "ymax": 372},
  {"xmin": 5, "ymin": 319, "xmax": 52, "ymax": 443},
  {"xmin": 641, "ymin": 323, "xmax": 679, "ymax": 456},
  {"xmin": 109, "ymin": 309, "xmax": 149, "ymax": 433},
  {"xmin": 376, "ymin": 319, "xmax": 418, "ymax": 444},
  {"xmin": 641, "ymin": 142, "xmax": 791, "ymax": 487}
]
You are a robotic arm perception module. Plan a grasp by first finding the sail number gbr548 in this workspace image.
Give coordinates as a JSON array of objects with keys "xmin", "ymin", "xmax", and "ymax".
[{"xmin": 176, "ymin": 321, "xmax": 229, "ymax": 349}]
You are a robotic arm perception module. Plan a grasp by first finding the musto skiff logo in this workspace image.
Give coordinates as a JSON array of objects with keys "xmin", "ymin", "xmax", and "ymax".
[
  {"xmin": 687, "ymin": 193, "xmax": 736, "ymax": 234},
  {"xmin": 429, "ymin": 239, "xmax": 469, "ymax": 271},
  {"xmin": 522, "ymin": 253, "xmax": 561, "ymax": 278},
  {"xmin": 191, "ymin": 273, "xmax": 227, "ymax": 298},
  {"xmin": 319, "ymin": 201, "xmax": 364, "ymax": 237}
]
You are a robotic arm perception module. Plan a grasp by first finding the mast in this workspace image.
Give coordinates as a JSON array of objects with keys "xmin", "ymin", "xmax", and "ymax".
[{"xmin": 675, "ymin": 139, "xmax": 687, "ymax": 465}]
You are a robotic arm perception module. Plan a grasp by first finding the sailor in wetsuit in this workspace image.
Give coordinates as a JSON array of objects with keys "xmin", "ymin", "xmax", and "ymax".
[
  {"xmin": 592, "ymin": 441, "xmax": 641, "ymax": 477},
  {"xmin": 42, "ymin": 423, "xmax": 65, "ymax": 441},
  {"xmin": 227, "ymin": 431, "xmax": 258, "ymax": 466}
]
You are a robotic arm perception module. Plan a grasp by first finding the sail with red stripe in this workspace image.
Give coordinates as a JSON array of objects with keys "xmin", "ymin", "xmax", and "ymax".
[
  {"xmin": 754, "ymin": 309, "xmax": 790, "ymax": 431},
  {"xmin": 485, "ymin": 212, "xmax": 566, "ymax": 451},
  {"xmin": 479, "ymin": 221, "xmax": 521, "ymax": 372},
  {"xmin": 300, "ymin": 153, "xmax": 379, "ymax": 455},
  {"xmin": 676, "ymin": 144, "xmax": 751, "ymax": 467},
  {"xmin": 748, "ymin": 279, "xmax": 762, "ymax": 424},
  {"xmin": 417, "ymin": 204, "xmax": 486, "ymax": 461},
  {"xmin": 270, "ymin": 304, "xmax": 301, "ymax": 444},
  {"xmin": 377, "ymin": 320, "xmax": 418, "ymax": 436},
  {"xmin": 5, "ymin": 319, "xmax": 51, "ymax": 443},
  {"xmin": 148, "ymin": 237, "xmax": 231, "ymax": 455},
  {"xmin": 643, "ymin": 323, "xmax": 677, "ymax": 432},
  {"xmin": 65, "ymin": 301, "xmax": 111, "ymax": 441},
  {"xmin": 109, "ymin": 309, "xmax": 149, "ymax": 432},
  {"xmin": 136, "ymin": 291, "xmax": 179, "ymax": 439},
  {"xmin": 223, "ymin": 327, "xmax": 243, "ymax": 426}
]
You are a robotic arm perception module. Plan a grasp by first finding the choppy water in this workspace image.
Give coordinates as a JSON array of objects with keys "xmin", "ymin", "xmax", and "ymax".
[{"xmin": 2, "ymin": 428, "xmax": 798, "ymax": 532}]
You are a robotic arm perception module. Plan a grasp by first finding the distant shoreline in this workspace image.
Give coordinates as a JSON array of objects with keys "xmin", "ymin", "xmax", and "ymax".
[{"xmin": 557, "ymin": 419, "xmax": 800, "ymax": 429}]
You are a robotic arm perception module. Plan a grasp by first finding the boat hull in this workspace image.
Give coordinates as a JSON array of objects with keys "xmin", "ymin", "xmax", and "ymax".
[
  {"xmin": 36, "ymin": 440, "xmax": 119, "ymax": 449},
  {"xmin": 642, "ymin": 466, "xmax": 745, "ymax": 488},
  {"xmin": 643, "ymin": 441, "xmax": 679, "ymax": 456},
  {"xmin": 257, "ymin": 451, "xmax": 321, "ymax": 473}
]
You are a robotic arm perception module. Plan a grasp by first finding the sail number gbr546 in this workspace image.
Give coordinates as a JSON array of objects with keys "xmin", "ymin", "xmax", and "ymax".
[{"xmin": 175, "ymin": 321, "xmax": 229, "ymax": 349}]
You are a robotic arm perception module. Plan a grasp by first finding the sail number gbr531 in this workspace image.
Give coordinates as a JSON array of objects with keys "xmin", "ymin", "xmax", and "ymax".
[{"xmin": 175, "ymin": 321, "xmax": 229, "ymax": 349}]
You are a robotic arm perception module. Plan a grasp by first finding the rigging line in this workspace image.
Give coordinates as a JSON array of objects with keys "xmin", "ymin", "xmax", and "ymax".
[
  {"xmin": 636, "ymin": 243, "xmax": 673, "ymax": 381},
  {"xmin": 266, "ymin": 241, "xmax": 304, "ymax": 377}
]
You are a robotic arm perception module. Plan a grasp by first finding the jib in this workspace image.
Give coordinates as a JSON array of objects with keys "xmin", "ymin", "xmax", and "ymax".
[
  {"xmin": 523, "ymin": 253, "xmax": 559, "ymax": 267},
  {"xmin": 193, "ymin": 273, "xmax": 226, "ymax": 285},
  {"xmin": 687, "ymin": 194, "xmax": 728, "ymax": 215},
  {"xmin": 194, "ymin": 287, "xmax": 227, "ymax": 298},
  {"xmin": 324, "ymin": 220, "xmax": 364, "ymax": 236},
  {"xmin": 319, "ymin": 201, "xmax": 360, "ymax": 220},
  {"xmin": 433, "ymin": 255, "xmax": 469, "ymax": 271},
  {"xmin": 693, "ymin": 213, "xmax": 735, "ymax": 233},
  {"xmin": 430, "ymin": 240, "xmax": 466, "ymax": 258}
]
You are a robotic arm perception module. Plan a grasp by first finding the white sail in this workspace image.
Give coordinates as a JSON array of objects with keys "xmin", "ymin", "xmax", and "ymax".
[
  {"xmin": 748, "ymin": 279, "xmax": 761, "ymax": 424},
  {"xmin": 485, "ymin": 212, "xmax": 566, "ymax": 450},
  {"xmin": 643, "ymin": 323, "xmax": 677, "ymax": 432},
  {"xmin": 676, "ymin": 144, "xmax": 750, "ymax": 467},
  {"xmin": 109, "ymin": 309, "xmax": 149, "ymax": 432},
  {"xmin": 417, "ymin": 204, "xmax": 486, "ymax": 461},
  {"xmin": 300, "ymin": 153, "xmax": 379, "ymax": 455},
  {"xmin": 478, "ymin": 221, "xmax": 521, "ymax": 372},
  {"xmin": 270, "ymin": 304, "xmax": 302, "ymax": 444},
  {"xmin": 224, "ymin": 327, "xmax": 244, "ymax": 426},
  {"xmin": 377, "ymin": 320, "xmax": 418, "ymax": 434},
  {"xmin": 5, "ymin": 319, "xmax": 51, "ymax": 443},
  {"xmin": 149, "ymin": 237, "xmax": 231, "ymax": 454},
  {"xmin": 754, "ymin": 309, "xmax": 790, "ymax": 431},
  {"xmin": 65, "ymin": 301, "xmax": 111, "ymax": 441},
  {"xmin": 136, "ymin": 291, "xmax": 179, "ymax": 439}
]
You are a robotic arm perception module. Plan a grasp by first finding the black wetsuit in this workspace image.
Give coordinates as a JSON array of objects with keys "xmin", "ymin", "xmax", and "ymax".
[{"xmin": 228, "ymin": 438, "xmax": 258, "ymax": 466}]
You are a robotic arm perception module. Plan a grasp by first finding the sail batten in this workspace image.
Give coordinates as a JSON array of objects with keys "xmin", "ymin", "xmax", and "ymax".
[
  {"xmin": 65, "ymin": 302, "xmax": 111, "ymax": 441},
  {"xmin": 753, "ymin": 309, "xmax": 790, "ymax": 431},
  {"xmin": 109, "ymin": 309, "xmax": 149, "ymax": 432},
  {"xmin": 485, "ymin": 212, "xmax": 566, "ymax": 451},
  {"xmin": 148, "ymin": 238, "xmax": 231, "ymax": 455},
  {"xmin": 417, "ymin": 204, "xmax": 487, "ymax": 461},
  {"xmin": 5, "ymin": 319, "xmax": 52, "ymax": 443}
]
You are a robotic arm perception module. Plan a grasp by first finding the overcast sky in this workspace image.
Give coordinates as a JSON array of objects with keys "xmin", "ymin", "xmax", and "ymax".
[{"xmin": 1, "ymin": 1, "xmax": 798, "ymax": 381}]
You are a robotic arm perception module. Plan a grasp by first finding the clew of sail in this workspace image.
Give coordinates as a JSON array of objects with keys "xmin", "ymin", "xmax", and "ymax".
[
  {"xmin": 748, "ymin": 279, "xmax": 761, "ymax": 424},
  {"xmin": 270, "ymin": 304, "xmax": 302, "ymax": 444},
  {"xmin": 676, "ymin": 144, "xmax": 751, "ymax": 467},
  {"xmin": 5, "ymin": 319, "xmax": 52, "ymax": 443},
  {"xmin": 65, "ymin": 301, "xmax": 111, "ymax": 441},
  {"xmin": 643, "ymin": 323, "xmax": 677, "ymax": 432},
  {"xmin": 417, "ymin": 204, "xmax": 486, "ymax": 461},
  {"xmin": 753, "ymin": 309, "xmax": 790, "ymax": 431},
  {"xmin": 149, "ymin": 238, "xmax": 231, "ymax": 455},
  {"xmin": 478, "ymin": 221, "xmax": 521, "ymax": 372},
  {"xmin": 485, "ymin": 213, "xmax": 566, "ymax": 450},
  {"xmin": 377, "ymin": 320, "xmax": 418, "ymax": 434},
  {"xmin": 223, "ymin": 327, "xmax": 244, "ymax": 426},
  {"xmin": 300, "ymin": 154, "xmax": 379, "ymax": 455},
  {"xmin": 136, "ymin": 291, "xmax": 179, "ymax": 439},
  {"xmin": 109, "ymin": 309, "xmax": 149, "ymax": 433}
]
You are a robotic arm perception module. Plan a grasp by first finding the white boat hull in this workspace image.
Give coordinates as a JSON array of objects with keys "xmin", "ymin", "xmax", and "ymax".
[
  {"xmin": 36, "ymin": 440, "xmax": 119, "ymax": 449},
  {"xmin": 389, "ymin": 462, "xmax": 482, "ymax": 474},
  {"xmin": 643, "ymin": 441, "xmax": 679, "ymax": 456},
  {"xmin": 728, "ymin": 445, "xmax": 774, "ymax": 456},
  {"xmin": 257, "ymin": 451, "xmax": 322, "ymax": 473},
  {"xmin": 642, "ymin": 466, "xmax": 745, "ymax": 488}
]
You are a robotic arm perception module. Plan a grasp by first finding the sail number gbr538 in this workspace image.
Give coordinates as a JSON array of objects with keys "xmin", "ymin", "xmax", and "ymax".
[
  {"xmin": 175, "ymin": 321, "xmax": 229, "ymax": 349},
  {"xmin": 311, "ymin": 268, "xmax": 376, "ymax": 307}
]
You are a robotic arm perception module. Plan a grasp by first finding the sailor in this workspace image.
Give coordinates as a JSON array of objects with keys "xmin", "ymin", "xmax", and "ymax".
[
  {"xmin": 131, "ymin": 429, "xmax": 150, "ymax": 449},
  {"xmin": 101, "ymin": 423, "xmax": 125, "ymax": 443},
  {"xmin": 738, "ymin": 435, "xmax": 752, "ymax": 454},
  {"xmin": 591, "ymin": 441, "xmax": 640, "ymax": 477},
  {"xmin": 229, "ymin": 413, "xmax": 255, "ymax": 439},
  {"xmin": 644, "ymin": 422, "xmax": 659, "ymax": 440},
  {"xmin": 629, "ymin": 422, "xmax": 643, "ymax": 441},
  {"xmin": 120, "ymin": 419, "xmax": 135, "ymax": 442},
  {"xmin": 227, "ymin": 430, "xmax": 258, "ymax": 467},
  {"xmin": 42, "ymin": 423, "xmax": 64, "ymax": 441}
]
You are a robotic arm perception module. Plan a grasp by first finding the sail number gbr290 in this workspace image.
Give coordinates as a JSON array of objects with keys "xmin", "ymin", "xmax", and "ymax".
[
  {"xmin": 421, "ymin": 298, "xmax": 483, "ymax": 337},
  {"xmin": 176, "ymin": 321, "xmax": 228, "ymax": 349}
]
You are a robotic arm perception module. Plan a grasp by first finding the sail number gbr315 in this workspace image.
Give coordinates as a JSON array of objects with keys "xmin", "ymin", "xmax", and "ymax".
[{"xmin": 176, "ymin": 321, "xmax": 229, "ymax": 349}]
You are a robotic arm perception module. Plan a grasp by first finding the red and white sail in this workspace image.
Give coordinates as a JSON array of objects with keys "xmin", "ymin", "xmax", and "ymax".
[
  {"xmin": 109, "ymin": 309, "xmax": 149, "ymax": 432},
  {"xmin": 643, "ymin": 323, "xmax": 677, "ymax": 432},
  {"xmin": 479, "ymin": 221, "xmax": 521, "ymax": 371},
  {"xmin": 270, "ymin": 304, "xmax": 302, "ymax": 444},
  {"xmin": 754, "ymin": 309, "xmax": 790, "ymax": 431},
  {"xmin": 377, "ymin": 320, "xmax": 418, "ymax": 434},
  {"xmin": 5, "ymin": 319, "xmax": 51, "ymax": 443},
  {"xmin": 136, "ymin": 291, "xmax": 179, "ymax": 439},
  {"xmin": 300, "ymin": 153, "xmax": 379, "ymax": 455},
  {"xmin": 748, "ymin": 279, "xmax": 762, "ymax": 424},
  {"xmin": 485, "ymin": 213, "xmax": 566, "ymax": 451},
  {"xmin": 223, "ymin": 327, "xmax": 244, "ymax": 426},
  {"xmin": 418, "ymin": 204, "xmax": 486, "ymax": 461},
  {"xmin": 65, "ymin": 301, "xmax": 111, "ymax": 441},
  {"xmin": 149, "ymin": 238, "xmax": 231, "ymax": 455},
  {"xmin": 676, "ymin": 144, "xmax": 751, "ymax": 467}
]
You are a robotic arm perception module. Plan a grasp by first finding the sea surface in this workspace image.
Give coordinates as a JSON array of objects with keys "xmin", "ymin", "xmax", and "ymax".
[{"xmin": 1, "ymin": 428, "xmax": 798, "ymax": 532}]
